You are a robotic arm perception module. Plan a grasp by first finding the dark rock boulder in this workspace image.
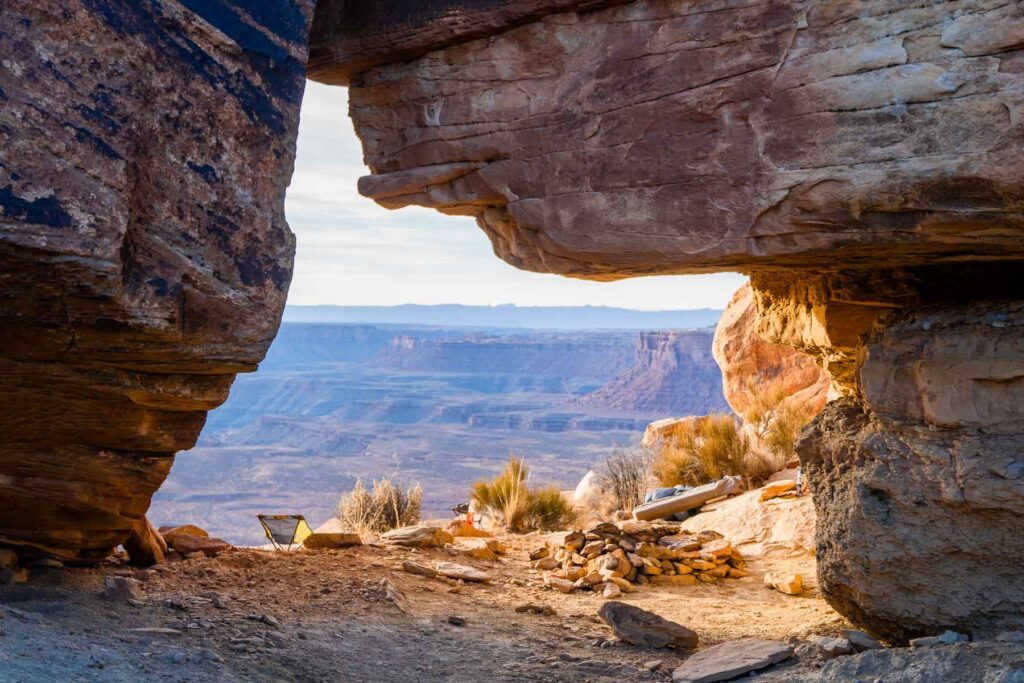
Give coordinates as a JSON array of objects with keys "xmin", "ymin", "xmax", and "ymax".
[{"xmin": 0, "ymin": 0, "xmax": 313, "ymax": 561}]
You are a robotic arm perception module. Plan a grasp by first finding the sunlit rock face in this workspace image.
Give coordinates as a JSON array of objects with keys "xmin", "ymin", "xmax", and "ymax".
[
  {"xmin": 0, "ymin": 1, "xmax": 312, "ymax": 561},
  {"xmin": 329, "ymin": 0, "xmax": 1024, "ymax": 278},
  {"xmin": 712, "ymin": 282, "xmax": 830, "ymax": 418},
  {"xmin": 314, "ymin": 0, "xmax": 1024, "ymax": 640}
]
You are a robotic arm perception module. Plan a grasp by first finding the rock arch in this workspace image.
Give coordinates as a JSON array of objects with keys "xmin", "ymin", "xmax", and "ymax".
[{"xmin": 1, "ymin": 0, "xmax": 1022, "ymax": 642}]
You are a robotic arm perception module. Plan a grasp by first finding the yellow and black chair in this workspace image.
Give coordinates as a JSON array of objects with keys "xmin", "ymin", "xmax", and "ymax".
[{"xmin": 257, "ymin": 514, "xmax": 313, "ymax": 551}]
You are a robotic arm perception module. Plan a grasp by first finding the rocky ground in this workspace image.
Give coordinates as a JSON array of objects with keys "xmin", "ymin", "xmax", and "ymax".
[
  {"xmin": 0, "ymin": 529, "xmax": 830, "ymax": 682},
  {"xmin": 2, "ymin": 528, "xmax": 1021, "ymax": 682}
]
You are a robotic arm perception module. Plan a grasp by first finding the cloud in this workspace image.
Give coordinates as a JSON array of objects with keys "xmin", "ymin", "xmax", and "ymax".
[{"xmin": 284, "ymin": 82, "xmax": 746, "ymax": 309}]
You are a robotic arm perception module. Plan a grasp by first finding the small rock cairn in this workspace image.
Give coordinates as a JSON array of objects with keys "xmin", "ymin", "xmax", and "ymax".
[{"xmin": 534, "ymin": 521, "xmax": 748, "ymax": 598}]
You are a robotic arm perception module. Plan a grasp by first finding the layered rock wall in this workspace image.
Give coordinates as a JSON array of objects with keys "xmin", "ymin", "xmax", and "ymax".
[
  {"xmin": 335, "ymin": 0, "xmax": 1024, "ymax": 278},
  {"xmin": 0, "ymin": 1, "xmax": 312, "ymax": 560}
]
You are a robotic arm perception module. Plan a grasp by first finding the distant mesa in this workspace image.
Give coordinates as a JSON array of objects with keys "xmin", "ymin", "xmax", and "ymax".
[{"xmin": 282, "ymin": 304, "xmax": 721, "ymax": 330}]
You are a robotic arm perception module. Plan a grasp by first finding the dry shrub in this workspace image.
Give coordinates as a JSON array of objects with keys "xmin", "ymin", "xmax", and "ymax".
[
  {"xmin": 471, "ymin": 456, "xmax": 576, "ymax": 532},
  {"xmin": 597, "ymin": 444, "xmax": 652, "ymax": 512},
  {"xmin": 651, "ymin": 414, "xmax": 751, "ymax": 487},
  {"xmin": 742, "ymin": 379, "xmax": 820, "ymax": 476},
  {"xmin": 529, "ymin": 486, "xmax": 577, "ymax": 531},
  {"xmin": 334, "ymin": 477, "xmax": 422, "ymax": 537}
]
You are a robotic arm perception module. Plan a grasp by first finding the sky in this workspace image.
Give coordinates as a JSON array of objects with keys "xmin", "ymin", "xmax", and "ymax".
[{"xmin": 283, "ymin": 82, "xmax": 746, "ymax": 311}]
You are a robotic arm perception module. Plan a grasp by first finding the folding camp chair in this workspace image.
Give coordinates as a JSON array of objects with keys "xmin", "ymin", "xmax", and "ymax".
[{"xmin": 257, "ymin": 514, "xmax": 313, "ymax": 551}]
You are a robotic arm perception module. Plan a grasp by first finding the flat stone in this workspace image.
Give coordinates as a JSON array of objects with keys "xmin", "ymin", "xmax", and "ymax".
[
  {"xmin": 544, "ymin": 575, "xmax": 575, "ymax": 594},
  {"xmin": 759, "ymin": 480, "xmax": 798, "ymax": 502},
  {"xmin": 160, "ymin": 525, "xmax": 209, "ymax": 542},
  {"xmin": 402, "ymin": 561, "xmax": 438, "ymax": 578},
  {"xmin": 842, "ymin": 628, "xmax": 884, "ymax": 651},
  {"xmin": 910, "ymin": 630, "xmax": 968, "ymax": 647},
  {"xmin": 764, "ymin": 573, "xmax": 802, "ymax": 596},
  {"xmin": 101, "ymin": 576, "xmax": 143, "ymax": 602},
  {"xmin": 672, "ymin": 639, "xmax": 793, "ymax": 683},
  {"xmin": 382, "ymin": 526, "xmax": 454, "ymax": 548},
  {"xmin": 434, "ymin": 562, "xmax": 489, "ymax": 583},
  {"xmin": 169, "ymin": 535, "xmax": 232, "ymax": 558},
  {"xmin": 650, "ymin": 574, "xmax": 698, "ymax": 587},
  {"xmin": 809, "ymin": 635, "xmax": 854, "ymax": 658},
  {"xmin": 303, "ymin": 518, "xmax": 363, "ymax": 549},
  {"xmin": 598, "ymin": 601, "xmax": 698, "ymax": 650}
]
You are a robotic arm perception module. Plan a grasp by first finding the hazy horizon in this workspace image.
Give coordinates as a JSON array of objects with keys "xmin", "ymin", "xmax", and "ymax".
[{"xmin": 284, "ymin": 82, "xmax": 746, "ymax": 311}]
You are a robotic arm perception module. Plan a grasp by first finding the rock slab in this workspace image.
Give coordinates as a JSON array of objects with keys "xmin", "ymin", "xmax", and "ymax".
[
  {"xmin": 303, "ymin": 519, "xmax": 363, "ymax": 549},
  {"xmin": 598, "ymin": 601, "xmax": 698, "ymax": 650},
  {"xmin": 672, "ymin": 639, "xmax": 793, "ymax": 683},
  {"xmin": 382, "ymin": 526, "xmax": 454, "ymax": 548}
]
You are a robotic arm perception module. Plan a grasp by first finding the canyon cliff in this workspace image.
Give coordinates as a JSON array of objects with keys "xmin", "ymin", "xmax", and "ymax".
[
  {"xmin": 577, "ymin": 331, "xmax": 728, "ymax": 415},
  {"xmin": 2, "ymin": 0, "xmax": 1023, "ymax": 646}
]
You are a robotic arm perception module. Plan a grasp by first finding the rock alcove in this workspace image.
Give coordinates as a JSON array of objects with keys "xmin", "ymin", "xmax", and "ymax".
[{"xmin": 1, "ymin": 0, "xmax": 1022, "ymax": 643}]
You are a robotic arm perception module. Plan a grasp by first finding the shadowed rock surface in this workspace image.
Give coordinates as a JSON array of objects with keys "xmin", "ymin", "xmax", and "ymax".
[{"xmin": 0, "ymin": 1, "xmax": 313, "ymax": 560}]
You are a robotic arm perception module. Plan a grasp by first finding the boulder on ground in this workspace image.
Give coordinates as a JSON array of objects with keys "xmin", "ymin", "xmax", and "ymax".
[
  {"xmin": 303, "ymin": 518, "xmax": 363, "ymax": 549},
  {"xmin": 598, "ymin": 601, "xmax": 698, "ymax": 650},
  {"xmin": 841, "ymin": 629, "xmax": 884, "ymax": 651},
  {"xmin": 159, "ymin": 524, "xmax": 209, "ymax": 542},
  {"xmin": 809, "ymin": 635, "xmax": 854, "ymax": 658},
  {"xmin": 446, "ymin": 519, "xmax": 492, "ymax": 538},
  {"xmin": 402, "ymin": 561, "xmax": 438, "ymax": 578},
  {"xmin": 672, "ymin": 638, "xmax": 793, "ymax": 682},
  {"xmin": 168, "ymin": 534, "xmax": 232, "ymax": 558},
  {"xmin": 123, "ymin": 516, "xmax": 166, "ymax": 566},
  {"xmin": 455, "ymin": 537, "xmax": 505, "ymax": 561},
  {"xmin": 434, "ymin": 562, "xmax": 490, "ymax": 583},
  {"xmin": 682, "ymin": 490, "xmax": 815, "ymax": 560},
  {"xmin": 572, "ymin": 470, "xmax": 613, "ymax": 515},
  {"xmin": 765, "ymin": 573, "xmax": 803, "ymax": 596},
  {"xmin": 382, "ymin": 526, "xmax": 453, "ymax": 548},
  {"xmin": 101, "ymin": 576, "xmax": 143, "ymax": 602}
]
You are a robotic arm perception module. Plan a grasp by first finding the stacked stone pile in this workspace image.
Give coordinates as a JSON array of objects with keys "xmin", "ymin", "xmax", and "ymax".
[{"xmin": 535, "ymin": 521, "xmax": 748, "ymax": 597}]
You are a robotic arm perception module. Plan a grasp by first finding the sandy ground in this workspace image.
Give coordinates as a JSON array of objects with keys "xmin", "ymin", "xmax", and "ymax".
[{"xmin": 0, "ymin": 530, "xmax": 848, "ymax": 682}]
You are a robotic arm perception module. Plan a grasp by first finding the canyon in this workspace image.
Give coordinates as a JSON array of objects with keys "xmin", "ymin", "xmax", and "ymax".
[
  {"xmin": 1, "ymin": 0, "xmax": 1022, "ymax": 649},
  {"xmin": 151, "ymin": 319, "xmax": 727, "ymax": 545}
]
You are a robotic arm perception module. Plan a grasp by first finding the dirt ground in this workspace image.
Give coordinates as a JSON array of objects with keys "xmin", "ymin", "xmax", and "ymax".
[{"xmin": 0, "ymin": 530, "xmax": 850, "ymax": 682}]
